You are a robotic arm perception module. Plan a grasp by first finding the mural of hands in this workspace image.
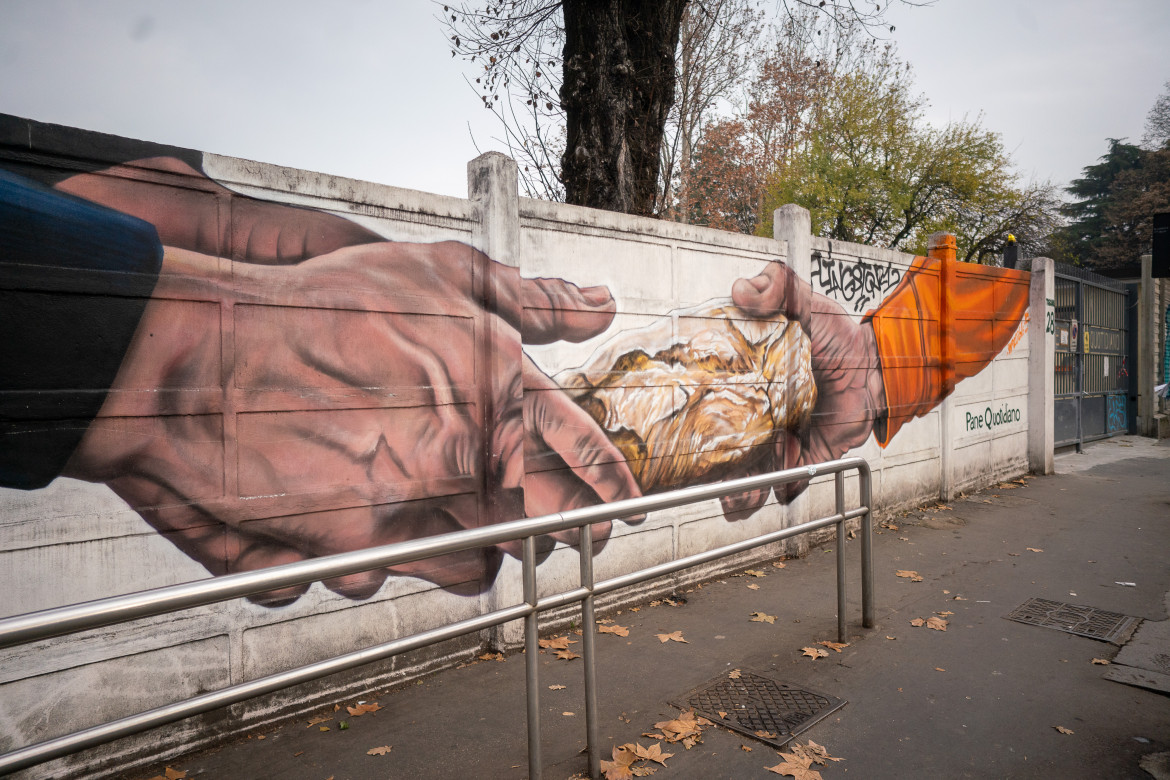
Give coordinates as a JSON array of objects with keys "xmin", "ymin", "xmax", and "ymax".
[
  {"xmin": 730, "ymin": 260, "xmax": 888, "ymax": 505},
  {"xmin": 63, "ymin": 240, "xmax": 641, "ymax": 605}
]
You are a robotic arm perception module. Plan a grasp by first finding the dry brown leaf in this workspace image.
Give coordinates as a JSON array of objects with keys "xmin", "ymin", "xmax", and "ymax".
[
  {"xmin": 765, "ymin": 752, "xmax": 823, "ymax": 779},
  {"xmin": 549, "ymin": 684, "xmax": 567, "ymax": 690},
  {"xmin": 895, "ymin": 570, "xmax": 923, "ymax": 582},
  {"xmin": 599, "ymin": 623, "xmax": 630, "ymax": 637},
  {"xmin": 556, "ymin": 649, "xmax": 582, "ymax": 660},
  {"xmin": 718, "ymin": 711, "xmax": 729, "ymax": 718},
  {"xmin": 347, "ymin": 702, "xmax": 382, "ymax": 717},
  {"xmin": 741, "ymin": 745, "xmax": 753, "ymax": 751},
  {"xmin": 630, "ymin": 606, "xmax": 641, "ymax": 612},
  {"xmin": 307, "ymin": 715, "xmax": 332, "ymax": 727},
  {"xmin": 633, "ymin": 742, "xmax": 674, "ymax": 765},
  {"xmin": 817, "ymin": 641, "xmax": 850, "ymax": 653},
  {"xmin": 1008, "ymin": 552, "xmax": 1020, "ymax": 557},
  {"xmin": 728, "ymin": 669, "xmax": 742, "ymax": 679},
  {"xmin": 755, "ymin": 729, "xmax": 779, "ymax": 739},
  {"xmin": 319, "ymin": 726, "xmax": 330, "ymax": 732},
  {"xmin": 910, "ymin": 618, "xmax": 926, "ymax": 627},
  {"xmin": 478, "ymin": 652, "xmax": 505, "ymax": 662},
  {"xmin": 935, "ymin": 611, "xmax": 954, "ymax": 617},
  {"xmin": 772, "ymin": 561, "xmax": 786, "ymax": 569},
  {"xmin": 1054, "ymin": 726, "xmax": 1074, "ymax": 735},
  {"xmin": 597, "ymin": 618, "xmax": 615, "ymax": 624},
  {"xmin": 926, "ymin": 616, "xmax": 948, "ymax": 631},
  {"xmin": 885, "ymin": 635, "xmax": 897, "ymax": 640},
  {"xmin": 801, "ymin": 646, "xmax": 829, "ymax": 659},
  {"xmin": 366, "ymin": 746, "xmax": 392, "ymax": 756},
  {"xmin": 935, "ymin": 667, "xmax": 946, "ymax": 672},
  {"xmin": 563, "ymin": 711, "xmax": 575, "ymax": 716},
  {"xmin": 539, "ymin": 636, "xmax": 574, "ymax": 651},
  {"xmin": 601, "ymin": 745, "xmax": 638, "ymax": 780},
  {"xmin": 790, "ymin": 740, "xmax": 843, "ymax": 765},
  {"xmin": 746, "ymin": 583, "xmax": 761, "ymax": 590},
  {"xmin": 164, "ymin": 770, "xmax": 187, "ymax": 780},
  {"xmin": 656, "ymin": 631, "xmax": 688, "ymax": 643},
  {"xmin": 1027, "ymin": 548, "xmax": 1043, "ymax": 553},
  {"xmin": 750, "ymin": 611, "xmax": 778, "ymax": 624},
  {"xmin": 745, "ymin": 569, "xmax": 766, "ymax": 577},
  {"xmin": 630, "ymin": 766, "xmax": 658, "ymax": 777},
  {"xmin": 1091, "ymin": 658, "xmax": 1110, "ymax": 665}
]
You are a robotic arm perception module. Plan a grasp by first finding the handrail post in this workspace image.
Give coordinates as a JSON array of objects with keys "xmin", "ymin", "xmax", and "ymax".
[
  {"xmin": 523, "ymin": 536, "xmax": 542, "ymax": 780},
  {"xmin": 860, "ymin": 466, "xmax": 875, "ymax": 628},
  {"xmin": 579, "ymin": 524, "xmax": 601, "ymax": 779},
  {"xmin": 835, "ymin": 471, "xmax": 847, "ymax": 643}
]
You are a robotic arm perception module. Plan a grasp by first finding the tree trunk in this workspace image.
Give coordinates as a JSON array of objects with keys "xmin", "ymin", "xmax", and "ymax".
[{"xmin": 561, "ymin": 0, "xmax": 688, "ymax": 217}]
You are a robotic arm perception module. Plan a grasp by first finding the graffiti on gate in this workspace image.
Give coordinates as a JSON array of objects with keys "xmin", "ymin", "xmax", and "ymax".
[
  {"xmin": 1106, "ymin": 394, "xmax": 1126, "ymax": 433},
  {"xmin": 810, "ymin": 249, "xmax": 903, "ymax": 314}
]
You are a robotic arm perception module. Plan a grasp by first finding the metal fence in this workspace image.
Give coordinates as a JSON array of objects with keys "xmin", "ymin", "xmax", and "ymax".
[
  {"xmin": 0, "ymin": 457, "xmax": 873, "ymax": 780},
  {"xmin": 1053, "ymin": 263, "xmax": 1135, "ymax": 449}
]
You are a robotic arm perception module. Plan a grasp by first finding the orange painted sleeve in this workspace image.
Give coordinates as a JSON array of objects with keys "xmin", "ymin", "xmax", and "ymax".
[{"xmin": 863, "ymin": 256, "xmax": 1031, "ymax": 446}]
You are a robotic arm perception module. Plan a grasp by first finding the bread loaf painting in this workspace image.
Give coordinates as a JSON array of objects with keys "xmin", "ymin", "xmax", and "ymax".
[{"xmin": 556, "ymin": 300, "xmax": 817, "ymax": 492}]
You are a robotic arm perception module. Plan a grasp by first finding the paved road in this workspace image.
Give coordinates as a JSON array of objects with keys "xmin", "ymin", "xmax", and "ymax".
[{"xmin": 138, "ymin": 437, "xmax": 1170, "ymax": 780}]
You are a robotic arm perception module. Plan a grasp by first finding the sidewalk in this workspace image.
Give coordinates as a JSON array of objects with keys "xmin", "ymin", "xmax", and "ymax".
[{"xmin": 134, "ymin": 437, "xmax": 1170, "ymax": 780}]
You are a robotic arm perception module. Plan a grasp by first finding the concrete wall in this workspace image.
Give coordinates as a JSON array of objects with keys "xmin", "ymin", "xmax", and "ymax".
[{"xmin": 0, "ymin": 115, "xmax": 1043, "ymax": 778}]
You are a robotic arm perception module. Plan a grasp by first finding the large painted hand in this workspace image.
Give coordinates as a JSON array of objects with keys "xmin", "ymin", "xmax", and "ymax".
[
  {"xmin": 64, "ymin": 241, "xmax": 640, "ymax": 604},
  {"xmin": 731, "ymin": 261, "xmax": 886, "ymax": 503}
]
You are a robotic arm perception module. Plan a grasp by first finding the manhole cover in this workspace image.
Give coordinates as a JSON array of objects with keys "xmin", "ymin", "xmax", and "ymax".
[
  {"xmin": 670, "ymin": 670, "xmax": 845, "ymax": 750},
  {"xmin": 1004, "ymin": 597, "xmax": 1140, "ymax": 644}
]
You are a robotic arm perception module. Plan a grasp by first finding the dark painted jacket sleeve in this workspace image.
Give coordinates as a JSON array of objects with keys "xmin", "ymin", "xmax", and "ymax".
[{"xmin": 0, "ymin": 169, "xmax": 163, "ymax": 489}]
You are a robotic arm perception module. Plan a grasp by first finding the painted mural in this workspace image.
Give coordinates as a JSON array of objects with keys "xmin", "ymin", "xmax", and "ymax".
[{"xmin": 0, "ymin": 116, "xmax": 1032, "ymax": 610}]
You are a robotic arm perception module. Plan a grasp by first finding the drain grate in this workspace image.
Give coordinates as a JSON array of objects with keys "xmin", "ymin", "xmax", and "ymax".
[
  {"xmin": 1004, "ymin": 597, "xmax": 1141, "ymax": 644},
  {"xmin": 670, "ymin": 670, "xmax": 845, "ymax": 750}
]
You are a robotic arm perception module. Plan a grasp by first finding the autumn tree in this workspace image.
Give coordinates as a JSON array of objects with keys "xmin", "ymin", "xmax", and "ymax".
[{"xmin": 441, "ymin": 1, "xmax": 903, "ymax": 216}]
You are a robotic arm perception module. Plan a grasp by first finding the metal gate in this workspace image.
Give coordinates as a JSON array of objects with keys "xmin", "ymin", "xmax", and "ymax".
[{"xmin": 1053, "ymin": 264, "xmax": 1135, "ymax": 450}]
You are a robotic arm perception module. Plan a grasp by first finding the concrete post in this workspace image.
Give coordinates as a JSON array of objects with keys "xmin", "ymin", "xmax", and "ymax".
[
  {"xmin": 773, "ymin": 205, "xmax": 812, "ymax": 555},
  {"xmin": 1138, "ymin": 254, "xmax": 1155, "ymax": 436},
  {"xmin": 928, "ymin": 233, "xmax": 956, "ymax": 501},
  {"xmin": 1027, "ymin": 258, "xmax": 1055, "ymax": 474},
  {"xmin": 468, "ymin": 153, "xmax": 526, "ymax": 647}
]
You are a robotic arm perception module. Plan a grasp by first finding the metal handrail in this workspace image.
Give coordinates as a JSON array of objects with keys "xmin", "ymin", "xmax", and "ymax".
[{"xmin": 0, "ymin": 456, "xmax": 873, "ymax": 779}]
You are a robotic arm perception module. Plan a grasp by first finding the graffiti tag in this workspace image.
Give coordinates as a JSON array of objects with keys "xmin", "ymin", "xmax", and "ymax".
[
  {"xmin": 1106, "ymin": 394, "xmax": 1126, "ymax": 433},
  {"xmin": 811, "ymin": 250, "xmax": 903, "ymax": 313}
]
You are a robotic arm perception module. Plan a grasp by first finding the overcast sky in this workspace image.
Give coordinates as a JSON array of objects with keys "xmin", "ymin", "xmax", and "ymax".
[{"xmin": 2, "ymin": 0, "xmax": 1168, "ymax": 201}]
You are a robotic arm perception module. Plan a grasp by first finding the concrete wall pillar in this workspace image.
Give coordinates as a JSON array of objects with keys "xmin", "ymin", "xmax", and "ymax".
[
  {"xmin": 928, "ymin": 233, "xmax": 956, "ymax": 501},
  {"xmin": 1027, "ymin": 258, "xmax": 1055, "ymax": 474},
  {"xmin": 1138, "ymin": 254, "xmax": 1155, "ymax": 436},
  {"xmin": 468, "ymin": 153, "xmax": 526, "ymax": 647},
  {"xmin": 772, "ymin": 205, "xmax": 812, "ymax": 554}
]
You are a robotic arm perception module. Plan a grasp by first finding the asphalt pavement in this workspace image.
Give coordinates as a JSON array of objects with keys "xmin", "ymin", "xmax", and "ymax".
[{"xmin": 134, "ymin": 436, "xmax": 1170, "ymax": 780}]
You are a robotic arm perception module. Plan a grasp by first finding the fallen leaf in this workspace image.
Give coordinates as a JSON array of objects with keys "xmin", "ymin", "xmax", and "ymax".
[
  {"xmin": 549, "ymin": 684, "xmax": 567, "ymax": 690},
  {"xmin": 1091, "ymin": 658, "xmax": 1110, "ymax": 665},
  {"xmin": 790, "ymin": 740, "xmax": 844, "ymax": 765},
  {"xmin": 656, "ymin": 631, "xmax": 688, "ymax": 643},
  {"xmin": 347, "ymin": 702, "xmax": 382, "ymax": 717},
  {"xmin": 256, "ymin": 734, "xmax": 266, "ymax": 740},
  {"xmin": 926, "ymin": 616, "xmax": 948, "ymax": 631},
  {"xmin": 745, "ymin": 569, "xmax": 766, "ymax": 577},
  {"xmin": 747, "ymin": 583, "xmax": 761, "ymax": 590},
  {"xmin": 728, "ymin": 669, "xmax": 742, "ymax": 679},
  {"xmin": 293, "ymin": 751, "xmax": 303, "ymax": 757},
  {"xmin": 630, "ymin": 767, "xmax": 658, "ymax": 777},
  {"xmin": 718, "ymin": 711, "xmax": 728, "ymax": 718},
  {"xmin": 165, "ymin": 770, "xmax": 187, "ymax": 780},
  {"xmin": 772, "ymin": 561, "xmax": 786, "ymax": 569},
  {"xmin": 366, "ymin": 746, "xmax": 392, "ymax": 756},
  {"xmin": 599, "ymin": 623, "xmax": 630, "ymax": 637},
  {"xmin": 742, "ymin": 744, "xmax": 753, "ymax": 751},
  {"xmin": 885, "ymin": 635, "xmax": 897, "ymax": 640},
  {"xmin": 556, "ymin": 649, "xmax": 581, "ymax": 660},
  {"xmin": 319, "ymin": 726, "xmax": 331, "ymax": 732},
  {"xmin": 765, "ymin": 752, "xmax": 823, "ymax": 779},
  {"xmin": 597, "ymin": 618, "xmax": 615, "ymax": 624},
  {"xmin": 881, "ymin": 522, "xmax": 900, "ymax": 531},
  {"xmin": 653, "ymin": 710, "xmax": 706, "ymax": 745},
  {"xmin": 478, "ymin": 652, "xmax": 505, "ymax": 662},
  {"xmin": 601, "ymin": 745, "xmax": 637, "ymax": 780},
  {"xmin": 750, "ymin": 611, "xmax": 778, "ymax": 624},
  {"xmin": 935, "ymin": 667, "xmax": 946, "ymax": 672},
  {"xmin": 817, "ymin": 641, "xmax": 849, "ymax": 653},
  {"xmin": 910, "ymin": 618, "xmax": 926, "ymax": 627},
  {"xmin": 755, "ymin": 730, "xmax": 779, "ymax": 739},
  {"xmin": 307, "ymin": 715, "xmax": 332, "ymax": 727},
  {"xmin": 633, "ymin": 742, "xmax": 673, "ymax": 765},
  {"xmin": 953, "ymin": 596, "xmax": 967, "ymax": 601},
  {"xmin": 1054, "ymin": 726, "xmax": 1074, "ymax": 735},
  {"xmin": 895, "ymin": 570, "xmax": 923, "ymax": 582},
  {"xmin": 563, "ymin": 711, "xmax": 575, "ymax": 716},
  {"xmin": 1027, "ymin": 548, "xmax": 1043, "ymax": 553},
  {"xmin": 1008, "ymin": 552, "xmax": 1020, "ymax": 557},
  {"xmin": 649, "ymin": 600, "xmax": 662, "ymax": 607},
  {"xmin": 943, "ymin": 590, "xmax": 951, "ymax": 594},
  {"xmin": 539, "ymin": 636, "xmax": 575, "ymax": 651},
  {"xmin": 801, "ymin": 646, "xmax": 829, "ymax": 659},
  {"xmin": 935, "ymin": 610, "xmax": 954, "ymax": 617},
  {"xmin": 630, "ymin": 607, "xmax": 641, "ymax": 612}
]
